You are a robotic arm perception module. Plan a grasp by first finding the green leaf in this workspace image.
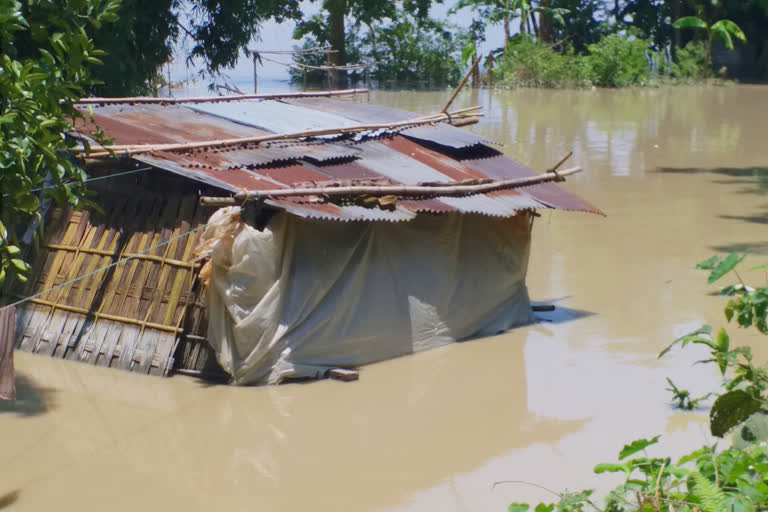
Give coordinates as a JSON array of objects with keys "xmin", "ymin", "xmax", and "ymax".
[
  {"xmin": 710, "ymin": 390, "xmax": 763, "ymax": 438},
  {"xmin": 673, "ymin": 16, "xmax": 708, "ymax": 30},
  {"xmin": 711, "ymin": 25, "xmax": 735, "ymax": 51},
  {"xmin": 509, "ymin": 504, "xmax": 530, "ymax": 512},
  {"xmin": 534, "ymin": 504, "xmax": 554, "ymax": 512},
  {"xmin": 711, "ymin": 19, "xmax": 747, "ymax": 44},
  {"xmin": 716, "ymin": 328, "xmax": 730, "ymax": 353},
  {"xmin": 594, "ymin": 463, "xmax": 629, "ymax": 474},
  {"xmin": 696, "ymin": 255, "xmax": 720, "ymax": 270},
  {"xmin": 10, "ymin": 258, "xmax": 31, "ymax": 273},
  {"xmin": 658, "ymin": 325, "xmax": 712, "ymax": 359},
  {"xmin": 619, "ymin": 436, "xmax": 660, "ymax": 460},
  {"xmin": 708, "ymin": 253, "xmax": 746, "ymax": 284}
]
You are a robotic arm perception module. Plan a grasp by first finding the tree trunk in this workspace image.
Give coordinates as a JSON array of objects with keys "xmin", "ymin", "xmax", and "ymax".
[
  {"xmin": 504, "ymin": 14, "xmax": 510, "ymax": 42},
  {"xmin": 539, "ymin": 0, "xmax": 554, "ymax": 44},
  {"xmin": 327, "ymin": 0, "xmax": 348, "ymax": 89},
  {"xmin": 671, "ymin": 0, "xmax": 681, "ymax": 60}
]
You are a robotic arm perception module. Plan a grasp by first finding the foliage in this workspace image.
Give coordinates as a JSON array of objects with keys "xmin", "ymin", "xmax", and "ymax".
[
  {"xmin": 586, "ymin": 33, "xmax": 651, "ymax": 87},
  {"xmin": 292, "ymin": 14, "xmax": 465, "ymax": 87},
  {"xmin": 494, "ymin": 35, "xmax": 591, "ymax": 88},
  {"xmin": 672, "ymin": 15, "xmax": 747, "ymax": 74},
  {"xmin": 548, "ymin": 0, "xmax": 610, "ymax": 54},
  {"xmin": 294, "ymin": 0, "xmax": 432, "ymax": 76},
  {"xmin": 367, "ymin": 16, "xmax": 465, "ymax": 86},
  {"xmin": 672, "ymin": 41, "xmax": 710, "ymax": 80},
  {"xmin": 0, "ymin": 0, "xmax": 118, "ymax": 291},
  {"xmin": 673, "ymin": 17, "xmax": 747, "ymax": 53},
  {"xmin": 665, "ymin": 378, "xmax": 712, "ymax": 410}
]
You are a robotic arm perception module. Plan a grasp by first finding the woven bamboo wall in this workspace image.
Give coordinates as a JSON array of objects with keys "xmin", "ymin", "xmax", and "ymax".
[{"xmin": 13, "ymin": 170, "xmax": 219, "ymax": 376}]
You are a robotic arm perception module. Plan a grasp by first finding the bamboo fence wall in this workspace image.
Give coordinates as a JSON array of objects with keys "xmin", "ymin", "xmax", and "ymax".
[{"xmin": 12, "ymin": 171, "xmax": 221, "ymax": 377}]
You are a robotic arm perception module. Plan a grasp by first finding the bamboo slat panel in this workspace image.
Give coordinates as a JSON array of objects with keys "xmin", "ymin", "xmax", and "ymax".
[{"xmin": 14, "ymin": 187, "xmax": 208, "ymax": 376}]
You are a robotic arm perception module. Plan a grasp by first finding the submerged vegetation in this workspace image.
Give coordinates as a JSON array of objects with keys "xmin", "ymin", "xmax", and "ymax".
[{"xmin": 506, "ymin": 254, "xmax": 768, "ymax": 512}]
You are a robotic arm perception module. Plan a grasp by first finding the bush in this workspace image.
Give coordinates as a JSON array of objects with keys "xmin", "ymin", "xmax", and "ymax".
[
  {"xmin": 673, "ymin": 41, "xmax": 710, "ymax": 80},
  {"xmin": 586, "ymin": 33, "xmax": 651, "ymax": 87},
  {"xmin": 494, "ymin": 36, "xmax": 592, "ymax": 88},
  {"xmin": 371, "ymin": 18, "xmax": 464, "ymax": 87}
]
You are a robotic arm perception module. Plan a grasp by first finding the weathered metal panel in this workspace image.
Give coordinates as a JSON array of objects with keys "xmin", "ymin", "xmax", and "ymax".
[
  {"xmin": 354, "ymin": 141, "xmax": 453, "ymax": 185},
  {"xmin": 186, "ymin": 100, "xmax": 357, "ymax": 135},
  {"xmin": 77, "ymin": 103, "xmax": 363, "ymax": 168},
  {"xmin": 282, "ymin": 97, "xmax": 495, "ymax": 149},
  {"xmin": 461, "ymin": 155, "xmax": 604, "ymax": 215}
]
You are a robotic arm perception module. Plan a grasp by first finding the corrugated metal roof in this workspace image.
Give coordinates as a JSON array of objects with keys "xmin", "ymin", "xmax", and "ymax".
[
  {"xmin": 282, "ymin": 97, "xmax": 496, "ymax": 150},
  {"xmin": 75, "ymin": 97, "xmax": 601, "ymax": 221}
]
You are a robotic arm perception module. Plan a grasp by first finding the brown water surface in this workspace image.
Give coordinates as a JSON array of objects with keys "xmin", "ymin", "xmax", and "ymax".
[{"xmin": 3, "ymin": 85, "xmax": 768, "ymax": 511}]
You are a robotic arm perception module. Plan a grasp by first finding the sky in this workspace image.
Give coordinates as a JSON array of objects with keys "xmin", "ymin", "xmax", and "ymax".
[{"xmin": 168, "ymin": 1, "xmax": 509, "ymax": 91}]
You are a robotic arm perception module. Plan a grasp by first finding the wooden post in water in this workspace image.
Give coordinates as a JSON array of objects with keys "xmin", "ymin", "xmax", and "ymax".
[
  {"xmin": 302, "ymin": 68, "xmax": 307, "ymax": 91},
  {"xmin": 252, "ymin": 51, "xmax": 258, "ymax": 93},
  {"xmin": 167, "ymin": 61, "xmax": 172, "ymax": 97},
  {"xmin": 326, "ymin": 52, "xmax": 332, "ymax": 90},
  {"xmin": 487, "ymin": 51, "xmax": 494, "ymax": 87}
]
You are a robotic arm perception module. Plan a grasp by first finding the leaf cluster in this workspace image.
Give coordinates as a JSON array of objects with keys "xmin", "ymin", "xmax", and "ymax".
[
  {"xmin": 0, "ymin": 0, "xmax": 116, "ymax": 291},
  {"xmin": 510, "ymin": 436, "xmax": 768, "ymax": 512}
]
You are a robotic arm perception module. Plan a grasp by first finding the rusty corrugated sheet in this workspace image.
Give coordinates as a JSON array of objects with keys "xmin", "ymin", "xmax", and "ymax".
[
  {"xmin": 76, "ymin": 98, "xmax": 600, "ymax": 221},
  {"xmin": 461, "ymin": 155, "xmax": 604, "ymax": 215},
  {"xmin": 281, "ymin": 97, "xmax": 496, "ymax": 149},
  {"xmin": 77, "ymin": 103, "xmax": 364, "ymax": 168}
]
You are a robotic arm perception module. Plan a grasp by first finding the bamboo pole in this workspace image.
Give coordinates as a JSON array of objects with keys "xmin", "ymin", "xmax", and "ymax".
[
  {"xmin": 253, "ymin": 52, "xmax": 258, "ymax": 93},
  {"xmin": 80, "ymin": 106, "xmax": 483, "ymax": 158},
  {"xmin": 442, "ymin": 57, "xmax": 480, "ymax": 113},
  {"xmin": 75, "ymin": 88, "xmax": 369, "ymax": 106},
  {"xmin": 198, "ymin": 166, "xmax": 582, "ymax": 207},
  {"xmin": 548, "ymin": 151, "xmax": 573, "ymax": 173}
]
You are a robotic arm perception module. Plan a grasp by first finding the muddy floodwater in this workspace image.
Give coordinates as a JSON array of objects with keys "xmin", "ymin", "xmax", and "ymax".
[{"xmin": 3, "ymin": 85, "xmax": 768, "ymax": 511}]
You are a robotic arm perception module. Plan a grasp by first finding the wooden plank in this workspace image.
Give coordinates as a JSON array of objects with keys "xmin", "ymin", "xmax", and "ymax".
[
  {"xmin": 18, "ymin": 209, "xmax": 84, "ymax": 352},
  {"xmin": 327, "ymin": 368, "xmax": 359, "ymax": 382},
  {"xmin": 34, "ymin": 212, "xmax": 98, "ymax": 355},
  {"xmin": 115, "ymin": 197, "xmax": 172, "ymax": 370},
  {"xmin": 89, "ymin": 198, "xmax": 147, "ymax": 366}
]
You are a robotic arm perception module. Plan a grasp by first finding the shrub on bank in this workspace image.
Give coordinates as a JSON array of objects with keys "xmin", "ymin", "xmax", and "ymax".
[
  {"xmin": 494, "ymin": 36, "xmax": 592, "ymax": 88},
  {"xmin": 586, "ymin": 33, "xmax": 650, "ymax": 87},
  {"xmin": 673, "ymin": 41, "xmax": 711, "ymax": 80},
  {"xmin": 494, "ymin": 34, "xmax": 714, "ymax": 89}
]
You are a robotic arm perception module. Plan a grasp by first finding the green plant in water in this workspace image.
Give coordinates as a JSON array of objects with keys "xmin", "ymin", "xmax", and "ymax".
[
  {"xmin": 665, "ymin": 378, "xmax": 712, "ymax": 410},
  {"xmin": 505, "ymin": 253, "xmax": 768, "ymax": 511}
]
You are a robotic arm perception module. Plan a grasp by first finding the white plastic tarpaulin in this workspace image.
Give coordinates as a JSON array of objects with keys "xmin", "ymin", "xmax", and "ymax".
[{"xmin": 201, "ymin": 208, "xmax": 535, "ymax": 385}]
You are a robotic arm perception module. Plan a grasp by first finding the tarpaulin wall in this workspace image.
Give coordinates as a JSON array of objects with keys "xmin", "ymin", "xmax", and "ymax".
[{"xmin": 203, "ymin": 210, "xmax": 535, "ymax": 385}]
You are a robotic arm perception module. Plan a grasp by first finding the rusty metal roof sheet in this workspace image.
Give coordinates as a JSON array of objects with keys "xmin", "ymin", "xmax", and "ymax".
[
  {"xmin": 188, "ymin": 100, "xmax": 358, "ymax": 135},
  {"xmin": 460, "ymin": 155, "xmax": 603, "ymax": 215},
  {"xmin": 281, "ymin": 97, "xmax": 496, "ymax": 150},
  {"xmin": 75, "ymin": 98, "xmax": 601, "ymax": 221}
]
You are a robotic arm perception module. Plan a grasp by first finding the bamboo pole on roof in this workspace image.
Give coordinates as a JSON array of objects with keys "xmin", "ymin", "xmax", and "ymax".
[
  {"xmin": 79, "ymin": 106, "xmax": 483, "ymax": 158},
  {"xmin": 198, "ymin": 166, "xmax": 583, "ymax": 207},
  {"xmin": 442, "ymin": 58, "xmax": 480, "ymax": 113},
  {"xmin": 75, "ymin": 88, "xmax": 369, "ymax": 105}
]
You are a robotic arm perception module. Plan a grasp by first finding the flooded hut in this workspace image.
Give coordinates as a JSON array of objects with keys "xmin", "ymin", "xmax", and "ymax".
[{"xmin": 9, "ymin": 90, "xmax": 601, "ymax": 385}]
